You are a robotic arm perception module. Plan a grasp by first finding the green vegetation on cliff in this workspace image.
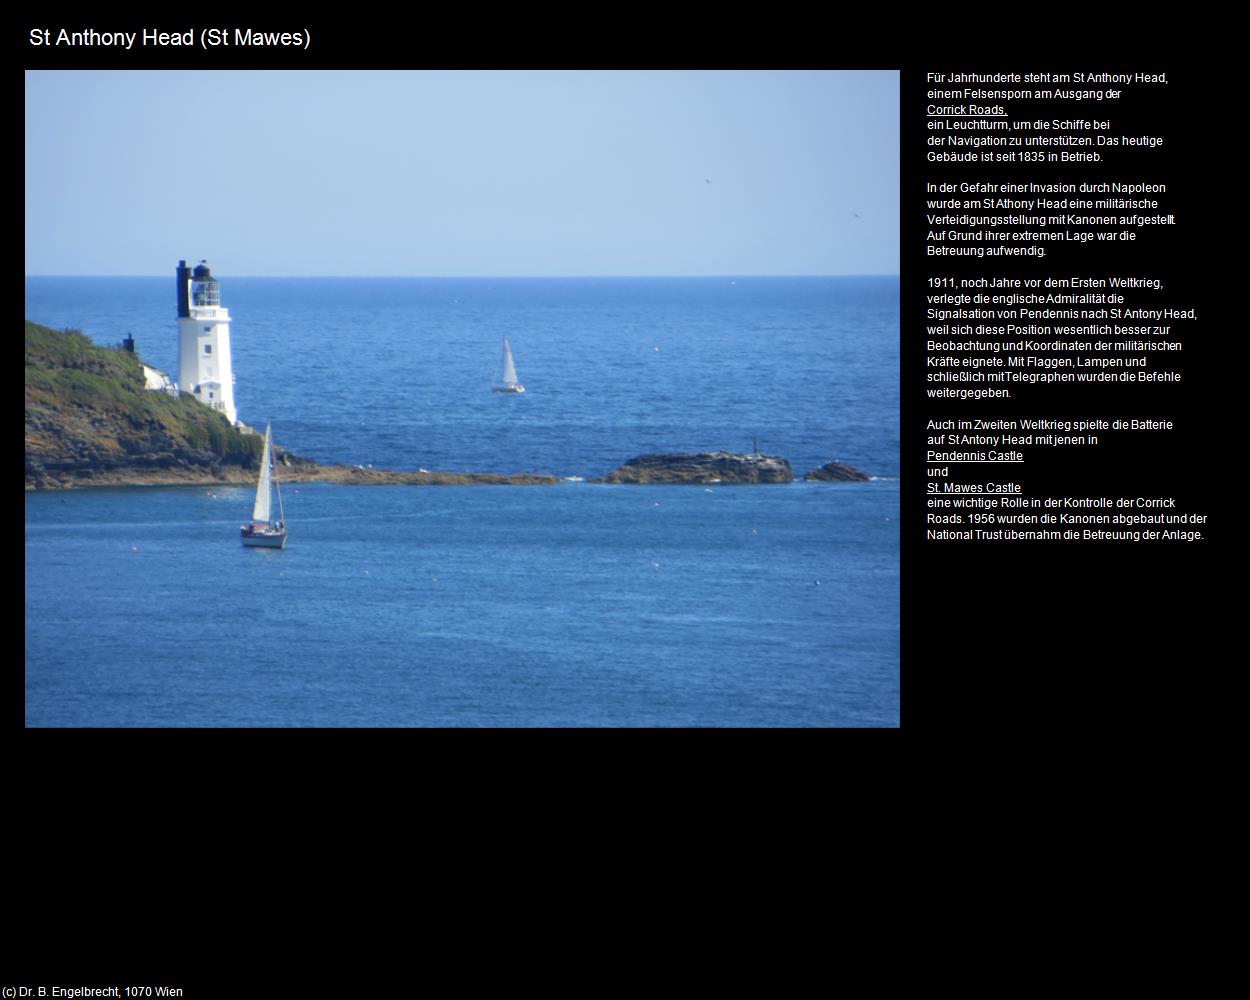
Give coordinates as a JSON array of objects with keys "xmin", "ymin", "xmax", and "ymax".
[
  {"xmin": 25, "ymin": 321, "xmax": 263, "ymax": 488},
  {"xmin": 24, "ymin": 321, "xmax": 558, "ymax": 490}
]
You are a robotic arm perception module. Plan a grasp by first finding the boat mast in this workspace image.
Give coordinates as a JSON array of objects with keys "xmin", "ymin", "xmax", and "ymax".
[{"xmin": 273, "ymin": 442, "xmax": 286, "ymax": 527}]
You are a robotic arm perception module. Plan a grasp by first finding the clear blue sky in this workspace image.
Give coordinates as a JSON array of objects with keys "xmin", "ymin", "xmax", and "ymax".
[{"xmin": 25, "ymin": 70, "xmax": 898, "ymax": 277}]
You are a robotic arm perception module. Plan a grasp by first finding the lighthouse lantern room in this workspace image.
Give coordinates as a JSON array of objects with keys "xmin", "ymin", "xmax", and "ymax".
[{"xmin": 176, "ymin": 259, "xmax": 238, "ymax": 425}]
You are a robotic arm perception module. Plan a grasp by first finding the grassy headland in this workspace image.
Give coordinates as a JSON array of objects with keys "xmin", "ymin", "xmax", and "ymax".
[{"xmin": 24, "ymin": 321, "xmax": 556, "ymax": 490}]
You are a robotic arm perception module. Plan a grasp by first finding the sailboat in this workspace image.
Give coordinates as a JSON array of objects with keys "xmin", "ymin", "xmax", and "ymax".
[
  {"xmin": 241, "ymin": 421, "xmax": 287, "ymax": 548},
  {"xmin": 492, "ymin": 337, "xmax": 525, "ymax": 393}
]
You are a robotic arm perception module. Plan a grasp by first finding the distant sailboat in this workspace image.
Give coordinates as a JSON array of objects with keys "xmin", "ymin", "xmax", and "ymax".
[
  {"xmin": 492, "ymin": 337, "xmax": 525, "ymax": 393},
  {"xmin": 241, "ymin": 421, "xmax": 287, "ymax": 548}
]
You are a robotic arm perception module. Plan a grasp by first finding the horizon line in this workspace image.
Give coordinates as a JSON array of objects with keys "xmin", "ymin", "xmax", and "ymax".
[{"xmin": 26, "ymin": 271, "xmax": 902, "ymax": 280}]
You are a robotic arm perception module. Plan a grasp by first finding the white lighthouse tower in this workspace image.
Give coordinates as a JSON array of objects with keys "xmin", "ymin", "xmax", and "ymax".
[{"xmin": 176, "ymin": 259, "xmax": 238, "ymax": 425}]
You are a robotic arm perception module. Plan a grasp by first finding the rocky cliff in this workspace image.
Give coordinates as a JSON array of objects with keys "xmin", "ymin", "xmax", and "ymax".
[
  {"xmin": 25, "ymin": 321, "xmax": 558, "ymax": 490},
  {"xmin": 25, "ymin": 321, "xmax": 265, "ymax": 489}
]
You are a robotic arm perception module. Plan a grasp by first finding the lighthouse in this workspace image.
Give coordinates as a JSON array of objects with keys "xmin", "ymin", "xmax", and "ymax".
[{"xmin": 176, "ymin": 259, "xmax": 238, "ymax": 425}]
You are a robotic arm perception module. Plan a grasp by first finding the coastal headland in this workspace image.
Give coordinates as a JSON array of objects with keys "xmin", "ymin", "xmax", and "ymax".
[{"xmin": 25, "ymin": 321, "xmax": 871, "ymax": 490}]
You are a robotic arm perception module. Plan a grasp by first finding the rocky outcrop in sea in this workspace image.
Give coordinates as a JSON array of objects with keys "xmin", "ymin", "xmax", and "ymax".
[
  {"xmin": 803, "ymin": 461, "xmax": 871, "ymax": 482},
  {"xmin": 593, "ymin": 451, "xmax": 793, "ymax": 484}
]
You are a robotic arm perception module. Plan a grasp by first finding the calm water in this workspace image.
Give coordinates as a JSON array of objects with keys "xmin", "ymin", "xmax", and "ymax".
[{"xmin": 25, "ymin": 276, "xmax": 899, "ymax": 726}]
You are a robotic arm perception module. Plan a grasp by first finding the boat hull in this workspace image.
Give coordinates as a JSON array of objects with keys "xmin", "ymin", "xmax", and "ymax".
[
  {"xmin": 492, "ymin": 385, "xmax": 525, "ymax": 393},
  {"xmin": 241, "ymin": 528, "xmax": 286, "ymax": 548}
]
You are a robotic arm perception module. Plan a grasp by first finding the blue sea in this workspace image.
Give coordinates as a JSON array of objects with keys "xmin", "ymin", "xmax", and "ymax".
[{"xmin": 25, "ymin": 275, "xmax": 899, "ymax": 726}]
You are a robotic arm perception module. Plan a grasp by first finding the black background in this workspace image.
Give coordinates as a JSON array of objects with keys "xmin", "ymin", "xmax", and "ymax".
[
  {"xmin": 902, "ymin": 54, "xmax": 1225, "ymax": 735},
  {"xmin": 17, "ymin": 13, "xmax": 1232, "ymax": 990},
  {"xmin": 19, "ymin": 24, "xmax": 1228, "ymax": 736},
  {"xmin": 17, "ymin": 11, "xmax": 1230, "ymax": 903}
]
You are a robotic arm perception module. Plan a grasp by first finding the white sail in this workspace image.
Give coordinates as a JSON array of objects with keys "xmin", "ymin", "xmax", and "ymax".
[
  {"xmin": 252, "ymin": 423, "xmax": 272, "ymax": 524},
  {"xmin": 501, "ymin": 338, "xmax": 518, "ymax": 386}
]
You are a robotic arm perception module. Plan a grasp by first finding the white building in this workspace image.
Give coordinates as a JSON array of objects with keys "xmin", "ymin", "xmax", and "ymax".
[
  {"xmin": 119, "ymin": 334, "xmax": 178, "ymax": 396},
  {"xmin": 141, "ymin": 363, "xmax": 177, "ymax": 395},
  {"xmin": 176, "ymin": 259, "xmax": 237, "ymax": 425}
]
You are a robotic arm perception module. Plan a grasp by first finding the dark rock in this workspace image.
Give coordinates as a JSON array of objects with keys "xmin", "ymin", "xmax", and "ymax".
[
  {"xmin": 804, "ymin": 461, "xmax": 871, "ymax": 482},
  {"xmin": 593, "ymin": 451, "xmax": 793, "ymax": 484}
]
